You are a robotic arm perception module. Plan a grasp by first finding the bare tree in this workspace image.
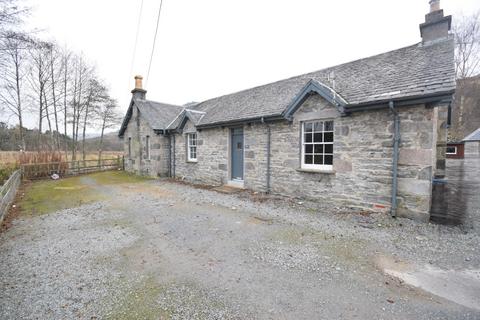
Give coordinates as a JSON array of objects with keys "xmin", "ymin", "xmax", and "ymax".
[
  {"xmin": 27, "ymin": 40, "xmax": 53, "ymax": 150},
  {"xmin": 47, "ymin": 42, "xmax": 62, "ymax": 150},
  {"xmin": 60, "ymin": 46, "xmax": 72, "ymax": 157},
  {"xmin": 454, "ymin": 11, "xmax": 480, "ymax": 79},
  {"xmin": 69, "ymin": 54, "xmax": 93, "ymax": 160},
  {"xmin": 0, "ymin": 0, "xmax": 27, "ymax": 33},
  {"xmin": 81, "ymin": 76, "xmax": 107, "ymax": 161},
  {"xmin": 96, "ymin": 98, "xmax": 121, "ymax": 162},
  {"xmin": 0, "ymin": 31, "xmax": 31, "ymax": 150}
]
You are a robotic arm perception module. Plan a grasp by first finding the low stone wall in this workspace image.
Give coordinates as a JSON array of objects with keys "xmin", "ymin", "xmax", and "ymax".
[{"xmin": 0, "ymin": 170, "xmax": 21, "ymax": 223}]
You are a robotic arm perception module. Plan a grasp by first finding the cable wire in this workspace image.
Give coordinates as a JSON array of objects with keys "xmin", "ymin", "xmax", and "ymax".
[
  {"xmin": 129, "ymin": 0, "xmax": 144, "ymax": 81},
  {"xmin": 126, "ymin": 0, "xmax": 144, "ymax": 92},
  {"xmin": 146, "ymin": 0, "xmax": 164, "ymax": 87}
]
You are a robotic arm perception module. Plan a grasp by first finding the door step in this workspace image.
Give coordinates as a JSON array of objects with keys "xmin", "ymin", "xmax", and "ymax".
[
  {"xmin": 213, "ymin": 181, "xmax": 245, "ymax": 194},
  {"xmin": 226, "ymin": 180, "xmax": 245, "ymax": 189}
]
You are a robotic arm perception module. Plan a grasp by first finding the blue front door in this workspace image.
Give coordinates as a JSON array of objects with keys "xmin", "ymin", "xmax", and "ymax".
[{"xmin": 231, "ymin": 128, "xmax": 244, "ymax": 180}]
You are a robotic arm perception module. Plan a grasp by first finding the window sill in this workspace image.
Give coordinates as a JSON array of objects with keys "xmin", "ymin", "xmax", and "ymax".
[
  {"xmin": 186, "ymin": 160, "xmax": 198, "ymax": 164},
  {"xmin": 296, "ymin": 168, "xmax": 336, "ymax": 174}
]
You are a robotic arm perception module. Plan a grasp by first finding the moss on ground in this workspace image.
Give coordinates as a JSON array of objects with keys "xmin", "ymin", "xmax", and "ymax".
[
  {"xmin": 105, "ymin": 276, "xmax": 171, "ymax": 320},
  {"xmin": 271, "ymin": 225, "xmax": 370, "ymax": 266},
  {"xmin": 19, "ymin": 171, "xmax": 151, "ymax": 216},
  {"xmin": 89, "ymin": 170, "xmax": 152, "ymax": 185}
]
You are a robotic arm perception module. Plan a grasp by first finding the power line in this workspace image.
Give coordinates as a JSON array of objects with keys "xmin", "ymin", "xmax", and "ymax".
[
  {"xmin": 129, "ymin": 0, "xmax": 144, "ymax": 82},
  {"xmin": 146, "ymin": 0, "xmax": 164, "ymax": 87}
]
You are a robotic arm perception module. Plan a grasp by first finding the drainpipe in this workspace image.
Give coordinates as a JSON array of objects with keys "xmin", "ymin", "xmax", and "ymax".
[
  {"xmin": 172, "ymin": 134, "xmax": 176, "ymax": 178},
  {"xmin": 167, "ymin": 134, "xmax": 172, "ymax": 177},
  {"xmin": 390, "ymin": 101, "xmax": 400, "ymax": 218},
  {"xmin": 262, "ymin": 117, "xmax": 272, "ymax": 194}
]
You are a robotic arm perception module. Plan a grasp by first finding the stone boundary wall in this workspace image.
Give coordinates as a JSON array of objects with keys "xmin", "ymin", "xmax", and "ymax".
[{"xmin": 0, "ymin": 170, "xmax": 21, "ymax": 223}]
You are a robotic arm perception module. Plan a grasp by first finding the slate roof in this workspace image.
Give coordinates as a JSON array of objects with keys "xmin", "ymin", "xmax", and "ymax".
[
  {"xmin": 164, "ymin": 108, "xmax": 205, "ymax": 131},
  {"xmin": 463, "ymin": 128, "xmax": 480, "ymax": 142},
  {"xmin": 136, "ymin": 100, "xmax": 184, "ymax": 130},
  {"xmin": 191, "ymin": 39, "xmax": 455, "ymax": 127},
  {"xmin": 120, "ymin": 38, "xmax": 455, "ymax": 134},
  {"xmin": 118, "ymin": 100, "xmax": 184, "ymax": 136}
]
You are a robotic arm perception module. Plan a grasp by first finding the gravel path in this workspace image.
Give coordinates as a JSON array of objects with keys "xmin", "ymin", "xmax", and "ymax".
[{"xmin": 0, "ymin": 174, "xmax": 479, "ymax": 319}]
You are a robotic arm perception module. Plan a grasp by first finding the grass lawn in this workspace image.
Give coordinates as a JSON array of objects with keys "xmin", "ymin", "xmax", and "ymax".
[{"xmin": 19, "ymin": 171, "xmax": 150, "ymax": 216}]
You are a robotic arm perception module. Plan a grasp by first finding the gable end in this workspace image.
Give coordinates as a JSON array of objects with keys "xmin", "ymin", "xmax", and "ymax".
[{"xmin": 283, "ymin": 80, "xmax": 348, "ymax": 120}]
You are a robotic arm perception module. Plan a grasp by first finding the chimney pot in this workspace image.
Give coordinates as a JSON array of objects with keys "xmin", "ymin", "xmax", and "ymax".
[
  {"xmin": 429, "ymin": 0, "xmax": 441, "ymax": 13},
  {"xmin": 134, "ymin": 75, "xmax": 143, "ymax": 90},
  {"xmin": 131, "ymin": 75, "xmax": 146, "ymax": 100}
]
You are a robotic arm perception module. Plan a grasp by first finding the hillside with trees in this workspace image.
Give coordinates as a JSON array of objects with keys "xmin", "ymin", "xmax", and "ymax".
[{"xmin": 0, "ymin": 0, "xmax": 122, "ymax": 160}]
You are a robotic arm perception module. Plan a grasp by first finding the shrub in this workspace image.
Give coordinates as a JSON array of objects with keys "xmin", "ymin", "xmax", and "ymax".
[{"xmin": 0, "ymin": 164, "xmax": 17, "ymax": 186}]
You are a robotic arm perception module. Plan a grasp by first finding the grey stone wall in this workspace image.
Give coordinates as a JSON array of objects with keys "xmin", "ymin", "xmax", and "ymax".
[
  {"xmin": 175, "ymin": 95, "xmax": 435, "ymax": 221},
  {"xmin": 124, "ymin": 94, "xmax": 438, "ymax": 221},
  {"xmin": 267, "ymin": 95, "xmax": 435, "ymax": 221},
  {"xmin": 173, "ymin": 119, "xmax": 229, "ymax": 185},
  {"xmin": 122, "ymin": 103, "xmax": 169, "ymax": 177}
]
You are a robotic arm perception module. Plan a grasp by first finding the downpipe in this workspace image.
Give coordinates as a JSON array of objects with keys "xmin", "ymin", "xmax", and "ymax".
[
  {"xmin": 262, "ymin": 117, "xmax": 272, "ymax": 194},
  {"xmin": 167, "ymin": 135, "xmax": 172, "ymax": 177},
  {"xmin": 172, "ymin": 134, "xmax": 176, "ymax": 178},
  {"xmin": 390, "ymin": 101, "xmax": 400, "ymax": 218}
]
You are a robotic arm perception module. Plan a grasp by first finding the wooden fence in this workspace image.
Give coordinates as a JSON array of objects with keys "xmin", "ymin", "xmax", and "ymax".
[
  {"xmin": 21, "ymin": 157, "xmax": 124, "ymax": 180},
  {"xmin": 0, "ymin": 170, "xmax": 21, "ymax": 223}
]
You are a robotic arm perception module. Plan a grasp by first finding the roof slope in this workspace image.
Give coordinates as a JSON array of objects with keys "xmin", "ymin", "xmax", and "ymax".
[
  {"xmin": 463, "ymin": 128, "xmax": 480, "ymax": 142},
  {"xmin": 136, "ymin": 100, "xmax": 184, "ymax": 130},
  {"xmin": 193, "ymin": 39, "xmax": 454, "ymax": 126},
  {"xmin": 118, "ymin": 100, "xmax": 184, "ymax": 136},
  {"xmin": 120, "ymin": 38, "xmax": 455, "ymax": 135}
]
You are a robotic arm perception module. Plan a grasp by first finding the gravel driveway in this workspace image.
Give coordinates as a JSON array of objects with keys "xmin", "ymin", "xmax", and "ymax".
[{"xmin": 0, "ymin": 172, "xmax": 479, "ymax": 319}]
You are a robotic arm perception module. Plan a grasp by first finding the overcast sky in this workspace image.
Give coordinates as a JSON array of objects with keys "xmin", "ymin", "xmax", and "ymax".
[{"xmin": 24, "ymin": 0, "xmax": 480, "ymax": 131}]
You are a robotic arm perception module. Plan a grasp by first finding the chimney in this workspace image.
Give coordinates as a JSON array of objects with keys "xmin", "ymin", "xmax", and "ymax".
[
  {"xmin": 420, "ymin": 0, "xmax": 452, "ymax": 44},
  {"xmin": 429, "ymin": 0, "xmax": 440, "ymax": 12},
  {"xmin": 131, "ymin": 75, "xmax": 146, "ymax": 100}
]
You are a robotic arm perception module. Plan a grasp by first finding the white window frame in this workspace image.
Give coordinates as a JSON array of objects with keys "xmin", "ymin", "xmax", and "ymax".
[
  {"xmin": 301, "ymin": 120, "xmax": 334, "ymax": 171},
  {"xmin": 146, "ymin": 135, "xmax": 151, "ymax": 160},
  {"xmin": 187, "ymin": 133, "xmax": 198, "ymax": 162},
  {"xmin": 446, "ymin": 146, "xmax": 457, "ymax": 155}
]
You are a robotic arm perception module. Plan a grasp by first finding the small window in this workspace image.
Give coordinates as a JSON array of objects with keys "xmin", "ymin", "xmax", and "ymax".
[
  {"xmin": 446, "ymin": 146, "xmax": 457, "ymax": 155},
  {"xmin": 128, "ymin": 137, "xmax": 132, "ymax": 159},
  {"xmin": 301, "ymin": 120, "xmax": 334, "ymax": 170},
  {"xmin": 146, "ymin": 135, "xmax": 150, "ymax": 160},
  {"xmin": 187, "ymin": 133, "xmax": 197, "ymax": 162}
]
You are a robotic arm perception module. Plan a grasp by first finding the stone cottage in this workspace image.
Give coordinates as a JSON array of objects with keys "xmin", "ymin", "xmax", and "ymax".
[{"xmin": 119, "ymin": 1, "xmax": 455, "ymax": 222}]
